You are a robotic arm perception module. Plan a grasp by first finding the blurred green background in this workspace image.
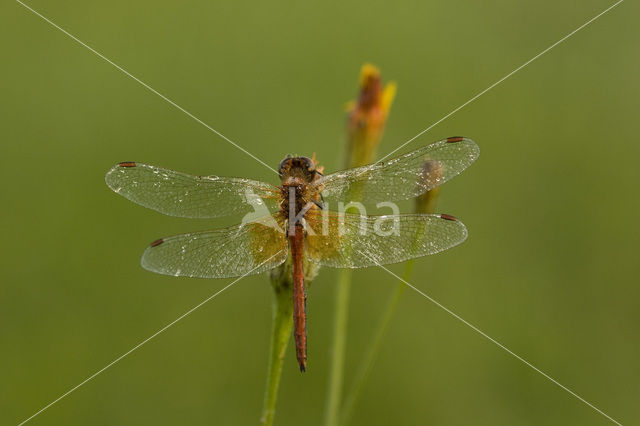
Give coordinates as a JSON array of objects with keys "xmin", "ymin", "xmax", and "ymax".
[{"xmin": 1, "ymin": 0, "xmax": 638, "ymax": 424}]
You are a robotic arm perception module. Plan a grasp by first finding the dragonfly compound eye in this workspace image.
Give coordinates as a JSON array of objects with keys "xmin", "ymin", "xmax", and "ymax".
[
  {"xmin": 301, "ymin": 156, "xmax": 315, "ymax": 173},
  {"xmin": 278, "ymin": 155, "xmax": 293, "ymax": 177}
]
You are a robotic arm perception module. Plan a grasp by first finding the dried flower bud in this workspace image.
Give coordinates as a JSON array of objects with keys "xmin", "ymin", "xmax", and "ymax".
[{"xmin": 345, "ymin": 63, "xmax": 396, "ymax": 168}]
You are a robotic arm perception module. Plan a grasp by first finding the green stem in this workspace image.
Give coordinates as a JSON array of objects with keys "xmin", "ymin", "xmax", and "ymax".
[
  {"xmin": 324, "ymin": 64, "xmax": 393, "ymax": 426},
  {"xmin": 261, "ymin": 273, "xmax": 294, "ymax": 426},
  {"xmin": 339, "ymin": 261, "xmax": 413, "ymax": 426},
  {"xmin": 323, "ymin": 269, "xmax": 352, "ymax": 426}
]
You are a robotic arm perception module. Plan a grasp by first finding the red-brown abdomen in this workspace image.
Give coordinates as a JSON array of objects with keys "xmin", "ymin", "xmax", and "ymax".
[{"xmin": 289, "ymin": 223, "xmax": 307, "ymax": 372}]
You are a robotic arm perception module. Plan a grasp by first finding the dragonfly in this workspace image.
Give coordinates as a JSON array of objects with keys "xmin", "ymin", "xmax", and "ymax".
[{"xmin": 105, "ymin": 136, "xmax": 479, "ymax": 371}]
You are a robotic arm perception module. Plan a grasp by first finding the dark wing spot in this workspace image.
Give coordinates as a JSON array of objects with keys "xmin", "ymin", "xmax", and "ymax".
[
  {"xmin": 440, "ymin": 214, "xmax": 457, "ymax": 221},
  {"xmin": 119, "ymin": 162, "xmax": 137, "ymax": 167},
  {"xmin": 446, "ymin": 137, "xmax": 464, "ymax": 143},
  {"xmin": 150, "ymin": 238, "xmax": 164, "ymax": 247}
]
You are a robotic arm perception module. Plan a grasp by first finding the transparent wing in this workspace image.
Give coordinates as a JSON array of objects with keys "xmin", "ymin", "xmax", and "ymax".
[
  {"xmin": 141, "ymin": 216, "xmax": 288, "ymax": 278},
  {"xmin": 105, "ymin": 162, "xmax": 280, "ymax": 218},
  {"xmin": 305, "ymin": 211, "xmax": 467, "ymax": 268},
  {"xmin": 314, "ymin": 137, "xmax": 479, "ymax": 205}
]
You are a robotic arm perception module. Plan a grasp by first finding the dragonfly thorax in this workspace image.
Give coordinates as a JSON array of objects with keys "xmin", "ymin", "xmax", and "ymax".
[
  {"xmin": 278, "ymin": 156, "xmax": 321, "ymax": 229},
  {"xmin": 280, "ymin": 179, "xmax": 309, "ymax": 219}
]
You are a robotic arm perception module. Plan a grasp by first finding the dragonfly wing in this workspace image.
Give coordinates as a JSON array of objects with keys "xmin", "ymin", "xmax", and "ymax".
[
  {"xmin": 105, "ymin": 162, "xmax": 280, "ymax": 218},
  {"xmin": 314, "ymin": 137, "xmax": 479, "ymax": 205},
  {"xmin": 141, "ymin": 216, "xmax": 288, "ymax": 278},
  {"xmin": 305, "ymin": 212, "xmax": 467, "ymax": 268}
]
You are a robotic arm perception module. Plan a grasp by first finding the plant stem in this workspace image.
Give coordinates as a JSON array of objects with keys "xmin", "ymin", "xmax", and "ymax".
[
  {"xmin": 261, "ymin": 273, "xmax": 294, "ymax": 426},
  {"xmin": 324, "ymin": 64, "xmax": 395, "ymax": 426},
  {"xmin": 323, "ymin": 269, "xmax": 352, "ymax": 426}
]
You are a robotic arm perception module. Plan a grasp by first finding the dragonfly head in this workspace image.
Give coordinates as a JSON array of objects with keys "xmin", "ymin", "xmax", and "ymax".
[{"xmin": 278, "ymin": 155, "xmax": 317, "ymax": 183}]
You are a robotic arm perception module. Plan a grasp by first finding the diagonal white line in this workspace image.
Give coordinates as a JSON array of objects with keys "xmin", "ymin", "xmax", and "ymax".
[
  {"xmin": 16, "ymin": 252, "xmax": 282, "ymax": 426},
  {"xmin": 361, "ymin": 252, "xmax": 623, "ymax": 425},
  {"xmin": 377, "ymin": 0, "xmax": 624, "ymax": 163},
  {"xmin": 15, "ymin": 0, "xmax": 278, "ymax": 175}
]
